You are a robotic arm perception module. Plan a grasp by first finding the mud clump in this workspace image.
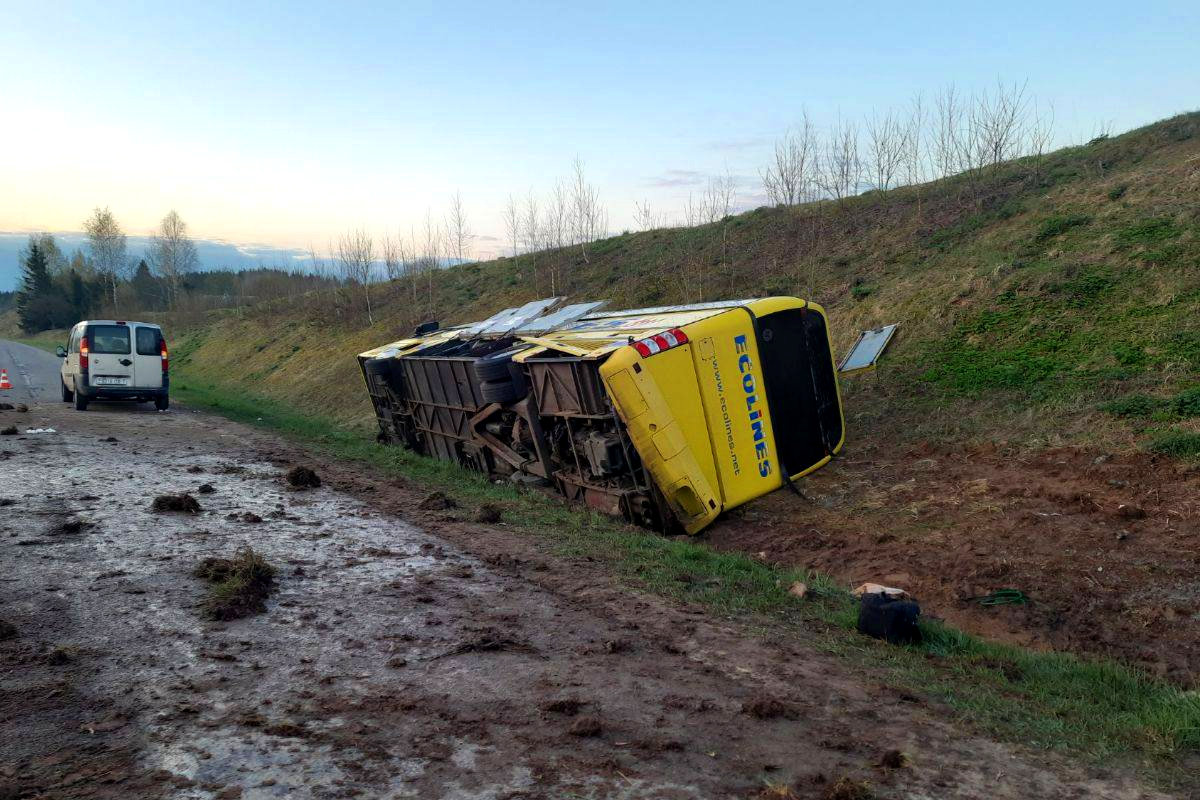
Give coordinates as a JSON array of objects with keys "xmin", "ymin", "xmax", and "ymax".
[
  {"xmin": 475, "ymin": 503, "xmax": 503, "ymax": 523},
  {"xmin": 878, "ymin": 749, "xmax": 908, "ymax": 769},
  {"xmin": 0, "ymin": 403, "xmax": 13, "ymax": 410},
  {"xmin": 0, "ymin": 620, "xmax": 16, "ymax": 641},
  {"xmin": 418, "ymin": 491, "xmax": 457, "ymax": 511},
  {"xmin": 196, "ymin": 483, "xmax": 216, "ymax": 494},
  {"xmin": 15, "ymin": 404, "xmax": 28, "ymax": 413},
  {"xmin": 285, "ymin": 466, "xmax": 321, "ymax": 489},
  {"xmin": 567, "ymin": 714, "xmax": 603, "ymax": 737},
  {"xmin": 227, "ymin": 511, "xmax": 263, "ymax": 523},
  {"xmin": 262, "ymin": 721, "xmax": 307, "ymax": 738},
  {"xmin": 742, "ymin": 693, "xmax": 799, "ymax": 720},
  {"xmin": 46, "ymin": 646, "xmax": 77, "ymax": 665},
  {"xmin": 49, "ymin": 517, "xmax": 92, "ymax": 536},
  {"xmin": 822, "ymin": 777, "xmax": 873, "ymax": 800},
  {"xmin": 0, "ymin": 426, "xmax": 16, "ymax": 436},
  {"xmin": 542, "ymin": 698, "xmax": 585, "ymax": 716},
  {"xmin": 193, "ymin": 545, "xmax": 276, "ymax": 621},
  {"xmin": 151, "ymin": 493, "xmax": 201, "ymax": 514}
]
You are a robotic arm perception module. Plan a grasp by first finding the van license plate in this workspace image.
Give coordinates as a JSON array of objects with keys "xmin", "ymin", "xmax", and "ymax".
[{"xmin": 93, "ymin": 377, "xmax": 129, "ymax": 386}]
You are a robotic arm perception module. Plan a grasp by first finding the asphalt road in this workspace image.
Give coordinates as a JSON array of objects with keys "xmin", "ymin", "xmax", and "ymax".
[{"xmin": 0, "ymin": 338, "xmax": 159, "ymax": 416}]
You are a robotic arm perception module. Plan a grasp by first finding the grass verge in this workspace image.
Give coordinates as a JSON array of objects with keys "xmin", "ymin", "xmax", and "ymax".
[{"xmin": 170, "ymin": 373, "xmax": 1200, "ymax": 778}]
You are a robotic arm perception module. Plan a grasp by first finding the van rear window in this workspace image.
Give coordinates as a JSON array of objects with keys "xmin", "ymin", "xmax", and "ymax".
[
  {"xmin": 136, "ymin": 327, "xmax": 161, "ymax": 355},
  {"xmin": 89, "ymin": 325, "xmax": 131, "ymax": 354}
]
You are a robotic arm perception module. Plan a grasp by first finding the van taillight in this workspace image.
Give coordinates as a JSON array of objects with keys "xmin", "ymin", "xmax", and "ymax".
[
  {"xmin": 80, "ymin": 337, "xmax": 89, "ymax": 370},
  {"xmin": 160, "ymin": 339, "xmax": 169, "ymax": 372},
  {"xmin": 632, "ymin": 328, "xmax": 689, "ymax": 358}
]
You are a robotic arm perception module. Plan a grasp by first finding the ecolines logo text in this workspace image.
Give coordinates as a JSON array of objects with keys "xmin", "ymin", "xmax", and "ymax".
[{"xmin": 734, "ymin": 335, "xmax": 772, "ymax": 477}]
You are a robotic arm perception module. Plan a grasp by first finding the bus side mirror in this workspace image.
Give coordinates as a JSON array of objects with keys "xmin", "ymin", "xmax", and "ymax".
[{"xmin": 55, "ymin": 345, "xmax": 67, "ymax": 358}]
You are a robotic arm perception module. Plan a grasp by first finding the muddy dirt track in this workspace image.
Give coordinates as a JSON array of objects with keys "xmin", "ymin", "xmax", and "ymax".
[{"xmin": 0, "ymin": 340, "xmax": 1177, "ymax": 798}]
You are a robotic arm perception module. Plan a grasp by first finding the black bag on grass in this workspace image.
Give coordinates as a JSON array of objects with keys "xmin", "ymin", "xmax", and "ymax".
[{"xmin": 857, "ymin": 592, "xmax": 922, "ymax": 645}]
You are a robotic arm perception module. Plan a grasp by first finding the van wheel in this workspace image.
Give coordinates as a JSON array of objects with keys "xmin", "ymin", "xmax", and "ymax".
[
  {"xmin": 74, "ymin": 393, "xmax": 88, "ymax": 411},
  {"xmin": 62, "ymin": 380, "xmax": 74, "ymax": 402},
  {"xmin": 155, "ymin": 395, "xmax": 169, "ymax": 411}
]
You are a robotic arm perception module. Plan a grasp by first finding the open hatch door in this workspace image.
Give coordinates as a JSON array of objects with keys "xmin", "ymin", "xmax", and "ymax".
[{"xmin": 838, "ymin": 324, "xmax": 898, "ymax": 376}]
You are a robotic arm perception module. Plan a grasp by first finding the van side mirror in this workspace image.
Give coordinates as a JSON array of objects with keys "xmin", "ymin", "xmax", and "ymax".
[{"xmin": 55, "ymin": 345, "xmax": 67, "ymax": 358}]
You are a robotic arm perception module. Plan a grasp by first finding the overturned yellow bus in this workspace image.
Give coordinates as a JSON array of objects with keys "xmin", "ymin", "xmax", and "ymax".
[{"xmin": 359, "ymin": 297, "xmax": 890, "ymax": 534}]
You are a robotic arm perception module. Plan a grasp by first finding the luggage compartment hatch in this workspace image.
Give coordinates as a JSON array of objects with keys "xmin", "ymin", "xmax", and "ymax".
[{"xmin": 837, "ymin": 324, "xmax": 898, "ymax": 375}]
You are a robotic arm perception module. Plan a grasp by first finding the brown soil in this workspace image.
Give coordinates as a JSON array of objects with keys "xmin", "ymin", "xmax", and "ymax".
[
  {"xmin": 417, "ymin": 490, "xmax": 456, "ymax": 510},
  {"xmin": 475, "ymin": 501, "xmax": 503, "ymax": 523},
  {"xmin": 708, "ymin": 443, "xmax": 1200, "ymax": 685},
  {"xmin": 284, "ymin": 465, "xmax": 320, "ymax": 489},
  {"xmin": 150, "ymin": 493, "xmax": 200, "ymax": 513}
]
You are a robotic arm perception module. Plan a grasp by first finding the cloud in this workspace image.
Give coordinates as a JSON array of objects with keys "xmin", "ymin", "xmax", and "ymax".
[{"xmin": 645, "ymin": 169, "xmax": 707, "ymax": 188}]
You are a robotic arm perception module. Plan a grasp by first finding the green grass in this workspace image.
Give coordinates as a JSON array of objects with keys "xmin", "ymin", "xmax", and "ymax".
[
  {"xmin": 173, "ymin": 371, "xmax": 1200, "ymax": 779},
  {"xmin": 1147, "ymin": 430, "xmax": 1200, "ymax": 459}
]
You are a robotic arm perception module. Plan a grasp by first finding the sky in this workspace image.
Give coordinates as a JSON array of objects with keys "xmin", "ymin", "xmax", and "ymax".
[{"xmin": 1, "ymin": 0, "xmax": 1197, "ymax": 270}]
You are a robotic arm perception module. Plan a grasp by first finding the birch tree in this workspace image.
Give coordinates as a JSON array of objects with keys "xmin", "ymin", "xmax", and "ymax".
[
  {"xmin": 83, "ymin": 207, "xmax": 128, "ymax": 312},
  {"xmin": 336, "ymin": 228, "xmax": 375, "ymax": 325},
  {"xmin": 147, "ymin": 210, "xmax": 198, "ymax": 309}
]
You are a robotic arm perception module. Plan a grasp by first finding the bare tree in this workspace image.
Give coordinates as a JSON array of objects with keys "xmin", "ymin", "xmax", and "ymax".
[
  {"xmin": 633, "ymin": 200, "xmax": 663, "ymax": 230},
  {"xmin": 446, "ymin": 191, "xmax": 473, "ymax": 264},
  {"xmin": 502, "ymin": 194, "xmax": 521, "ymax": 259},
  {"xmin": 521, "ymin": 191, "xmax": 541, "ymax": 254},
  {"xmin": 702, "ymin": 168, "xmax": 737, "ymax": 222},
  {"xmin": 818, "ymin": 119, "xmax": 861, "ymax": 202},
  {"xmin": 569, "ymin": 157, "xmax": 605, "ymax": 262},
  {"xmin": 902, "ymin": 92, "xmax": 927, "ymax": 188},
  {"xmin": 82, "ymin": 207, "xmax": 128, "ymax": 311},
  {"xmin": 547, "ymin": 181, "xmax": 570, "ymax": 250},
  {"xmin": 147, "ymin": 210, "xmax": 199, "ymax": 309},
  {"xmin": 933, "ymin": 85, "xmax": 965, "ymax": 180},
  {"xmin": 761, "ymin": 112, "xmax": 816, "ymax": 206},
  {"xmin": 381, "ymin": 235, "xmax": 401, "ymax": 283},
  {"xmin": 336, "ymin": 228, "xmax": 375, "ymax": 325},
  {"xmin": 972, "ymin": 79, "xmax": 1031, "ymax": 175},
  {"xmin": 420, "ymin": 210, "xmax": 442, "ymax": 315},
  {"xmin": 1028, "ymin": 100, "xmax": 1055, "ymax": 181},
  {"xmin": 865, "ymin": 109, "xmax": 907, "ymax": 191}
]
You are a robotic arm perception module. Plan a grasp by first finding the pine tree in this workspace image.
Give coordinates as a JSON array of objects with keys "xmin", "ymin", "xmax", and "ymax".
[{"xmin": 16, "ymin": 240, "xmax": 55, "ymax": 332}]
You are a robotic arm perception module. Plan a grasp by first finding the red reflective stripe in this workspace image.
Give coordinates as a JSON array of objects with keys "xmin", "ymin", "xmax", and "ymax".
[
  {"xmin": 633, "ymin": 342, "xmax": 653, "ymax": 358},
  {"xmin": 671, "ymin": 328, "xmax": 688, "ymax": 344},
  {"xmin": 652, "ymin": 335, "xmax": 670, "ymax": 350}
]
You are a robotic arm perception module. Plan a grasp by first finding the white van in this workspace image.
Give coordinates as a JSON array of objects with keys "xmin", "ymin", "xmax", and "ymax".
[{"xmin": 57, "ymin": 320, "xmax": 170, "ymax": 411}]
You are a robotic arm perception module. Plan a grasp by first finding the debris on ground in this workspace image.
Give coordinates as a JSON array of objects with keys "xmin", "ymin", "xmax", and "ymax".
[
  {"xmin": 230, "ymin": 511, "xmax": 263, "ymax": 523},
  {"xmin": 197, "ymin": 483, "xmax": 216, "ymax": 494},
  {"xmin": 386, "ymin": 656, "xmax": 408, "ymax": 668},
  {"xmin": 542, "ymin": 698, "xmax": 585, "ymax": 715},
  {"xmin": 0, "ymin": 426, "xmax": 16, "ymax": 436},
  {"xmin": 262, "ymin": 721, "xmax": 307, "ymax": 738},
  {"xmin": 0, "ymin": 403, "xmax": 13, "ymax": 410},
  {"xmin": 755, "ymin": 782, "xmax": 801, "ymax": 799},
  {"xmin": 1116, "ymin": 503, "xmax": 1146, "ymax": 519},
  {"xmin": 46, "ymin": 646, "xmax": 77, "ymax": 665},
  {"xmin": 0, "ymin": 620, "xmax": 16, "ymax": 640},
  {"xmin": 852, "ymin": 583, "xmax": 907, "ymax": 598},
  {"xmin": 15, "ymin": 404, "xmax": 28, "ymax": 413},
  {"xmin": 151, "ymin": 493, "xmax": 201, "ymax": 514},
  {"xmin": 418, "ymin": 491, "xmax": 457, "ymax": 511},
  {"xmin": 0, "ymin": 498, "xmax": 14, "ymax": 506},
  {"xmin": 567, "ymin": 715, "xmax": 603, "ymax": 737},
  {"xmin": 23, "ymin": 428, "xmax": 56, "ymax": 434},
  {"xmin": 857, "ymin": 592, "xmax": 921, "ymax": 645},
  {"xmin": 787, "ymin": 581, "xmax": 808, "ymax": 598},
  {"xmin": 428, "ymin": 629, "xmax": 535, "ymax": 659},
  {"xmin": 742, "ymin": 694, "xmax": 799, "ymax": 720},
  {"xmin": 822, "ymin": 776, "xmax": 873, "ymax": 800},
  {"xmin": 186, "ymin": 465, "xmax": 204, "ymax": 473},
  {"xmin": 878, "ymin": 749, "xmax": 908, "ymax": 769},
  {"xmin": 475, "ymin": 503, "xmax": 503, "ymax": 523},
  {"xmin": 193, "ymin": 545, "xmax": 277, "ymax": 621},
  {"xmin": 285, "ymin": 466, "xmax": 321, "ymax": 489},
  {"xmin": 49, "ymin": 516, "xmax": 92, "ymax": 536}
]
